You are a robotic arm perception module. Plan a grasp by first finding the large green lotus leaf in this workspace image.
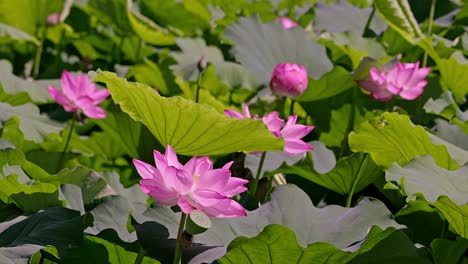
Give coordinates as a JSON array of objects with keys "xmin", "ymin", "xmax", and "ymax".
[
  {"xmin": 386, "ymin": 155, "xmax": 468, "ymax": 204},
  {"xmin": 274, "ymin": 153, "xmax": 381, "ymax": 196},
  {"xmin": 126, "ymin": 59, "xmax": 169, "ymax": 95},
  {"xmin": 85, "ymin": 196, "xmax": 137, "ymax": 242},
  {"xmin": 93, "ymin": 71, "xmax": 283, "ymax": 156},
  {"xmin": 0, "ymin": 22, "xmax": 38, "ymax": 44},
  {"xmin": 0, "ymin": 60, "xmax": 59, "ymax": 104},
  {"xmin": 0, "ymin": 103, "xmax": 62, "ymax": 143},
  {"xmin": 431, "ymin": 238, "xmax": 468, "ymax": 264},
  {"xmin": 434, "ymin": 197, "xmax": 468, "ymax": 238},
  {"xmin": 44, "ymin": 166, "xmax": 112, "ymax": 205},
  {"xmin": 313, "ymin": 1, "xmax": 387, "ymax": 34},
  {"xmin": 0, "ymin": 207, "xmax": 90, "ymax": 254},
  {"xmin": 170, "ymin": 38, "xmax": 257, "ymax": 90},
  {"xmin": 394, "ymin": 200, "xmax": 445, "ymax": 246},
  {"xmin": 62, "ymin": 236, "xmax": 160, "ymax": 264},
  {"xmin": 0, "ymin": 244, "xmax": 44, "ymax": 264},
  {"xmin": 127, "ymin": 11, "xmax": 175, "ymax": 45},
  {"xmin": 133, "ymin": 185, "xmax": 401, "ymax": 263},
  {"xmin": 218, "ymin": 225, "xmax": 431, "ymax": 264},
  {"xmin": 218, "ymin": 225, "xmax": 350, "ymax": 264},
  {"xmin": 88, "ymin": 0, "xmax": 131, "ymax": 35},
  {"xmin": 0, "ymin": 0, "xmax": 62, "ymax": 35},
  {"xmin": 93, "ymin": 103, "xmax": 142, "ymax": 158},
  {"xmin": 438, "ymin": 55, "xmax": 468, "ymax": 104},
  {"xmin": 296, "ymin": 67, "xmax": 354, "ymax": 102},
  {"xmin": 348, "ymin": 112, "xmax": 460, "ymax": 170},
  {"xmin": 224, "ymin": 16, "xmax": 333, "ymax": 85},
  {"xmin": 139, "ymin": 0, "xmax": 210, "ymax": 35},
  {"xmin": 374, "ymin": 0, "xmax": 423, "ymax": 44},
  {"xmin": 0, "ymin": 174, "xmax": 62, "ymax": 213}
]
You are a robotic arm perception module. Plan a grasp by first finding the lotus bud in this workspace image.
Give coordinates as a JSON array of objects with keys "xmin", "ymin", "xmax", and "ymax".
[{"xmin": 270, "ymin": 63, "xmax": 308, "ymax": 98}]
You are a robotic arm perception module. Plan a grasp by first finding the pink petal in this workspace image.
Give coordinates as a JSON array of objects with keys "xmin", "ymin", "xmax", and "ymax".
[
  {"xmin": 386, "ymin": 83, "xmax": 401, "ymax": 95},
  {"xmin": 221, "ymin": 177, "xmax": 249, "ymax": 197},
  {"xmin": 191, "ymin": 189, "xmax": 226, "ymax": 207},
  {"xmin": 153, "ymin": 149, "xmax": 168, "ymax": 170},
  {"xmin": 133, "ymin": 159, "xmax": 157, "ymax": 180},
  {"xmin": 224, "ymin": 109, "xmax": 245, "ymax": 119},
  {"xmin": 183, "ymin": 156, "xmax": 198, "ymax": 176},
  {"xmin": 242, "ymin": 105, "xmax": 251, "ymax": 118},
  {"xmin": 139, "ymin": 180, "xmax": 178, "ymax": 206},
  {"xmin": 399, "ymin": 81, "xmax": 426, "ymax": 100},
  {"xmin": 203, "ymin": 199, "xmax": 247, "ymax": 218},
  {"xmin": 194, "ymin": 156, "xmax": 213, "ymax": 175},
  {"xmin": 165, "ymin": 145, "xmax": 182, "ymax": 168},
  {"xmin": 162, "ymin": 166, "xmax": 193, "ymax": 194},
  {"xmin": 60, "ymin": 71, "xmax": 79, "ymax": 99},
  {"xmin": 284, "ymin": 139, "xmax": 312, "ymax": 155},
  {"xmin": 82, "ymin": 105, "xmax": 107, "ymax": 119},
  {"xmin": 262, "ymin": 112, "xmax": 284, "ymax": 136},
  {"xmin": 196, "ymin": 168, "xmax": 230, "ymax": 190},
  {"xmin": 90, "ymin": 89, "xmax": 110, "ymax": 103},
  {"xmin": 48, "ymin": 86, "xmax": 76, "ymax": 112},
  {"xmin": 178, "ymin": 196, "xmax": 196, "ymax": 214},
  {"xmin": 281, "ymin": 121, "xmax": 314, "ymax": 140}
]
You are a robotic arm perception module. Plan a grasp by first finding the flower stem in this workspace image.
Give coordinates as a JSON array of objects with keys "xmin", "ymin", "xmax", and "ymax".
[
  {"xmin": 134, "ymin": 247, "xmax": 145, "ymax": 264},
  {"xmin": 195, "ymin": 68, "xmax": 203, "ymax": 103},
  {"xmin": 289, "ymin": 99, "xmax": 295, "ymax": 116},
  {"xmin": 345, "ymin": 154, "xmax": 369, "ymax": 208},
  {"xmin": 54, "ymin": 28, "xmax": 66, "ymax": 67},
  {"xmin": 250, "ymin": 152, "xmax": 267, "ymax": 197},
  {"xmin": 423, "ymin": 0, "xmax": 436, "ymax": 67},
  {"xmin": 32, "ymin": 27, "xmax": 47, "ymax": 79},
  {"xmin": 362, "ymin": 7, "xmax": 375, "ymax": 37},
  {"xmin": 56, "ymin": 118, "xmax": 75, "ymax": 172},
  {"xmin": 173, "ymin": 213, "xmax": 187, "ymax": 264},
  {"xmin": 338, "ymin": 103, "xmax": 355, "ymax": 159}
]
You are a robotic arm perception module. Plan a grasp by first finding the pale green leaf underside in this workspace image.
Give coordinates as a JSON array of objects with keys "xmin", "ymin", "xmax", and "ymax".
[
  {"xmin": 349, "ymin": 112, "xmax": 459, "ymax": 170},
  {"xmin": 386, "ymin": 155, "xmax": 468, "ymax": 204},
  {"xmin": 94, "ymin": 71, "xmax": 283, "ymax": 156}
]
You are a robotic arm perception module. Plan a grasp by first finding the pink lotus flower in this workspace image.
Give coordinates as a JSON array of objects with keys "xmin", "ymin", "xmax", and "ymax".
[
  {"xmin": 224, "ymin": 105, "xmax": 314, "ymax": 155},
  {"xmin": 276, "ymin": 17, "xmax": 299, "ymax": 29},
  {"xmin": 270, "ymin": 63, "xmax": 309, "ymax": 98},
  {"xmin": 48, "ymin": 71, "xmax": 110, "ymax": 119},
  {"xmin": 47, "ymin": 13, "xmax": 60, "ymax": 26},
  {"xmin": 386, "ymin": 62, "xmax": 430, "ymax": 100},
  {"xmin": 357, "ymin": 68, "xmax": 394, "ymax": 101},
  {"xmin": 133, "ymin": 145, "xmax": 248, "ymax": 218},
  {"xmin": 357, "ymin": 61, "xmax": 430, "ymax": 101}
]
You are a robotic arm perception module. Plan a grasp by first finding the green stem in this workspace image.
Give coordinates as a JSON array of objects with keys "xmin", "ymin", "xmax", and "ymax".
[
  {"xmin": 33, "ymin": 27, "xmax": 47, "ymax": 79},
  {"xmin": 54, "ymin": 28, "xmax": 66, "ymax": 67},
  {"xmin": 173, "ymin": 213, "xmax": 187, "ymax": 264},
  {"xmin": 362, "ymin": 7, "xmax": 376, "ymax": 37},
  {"xmin": 338, "ymin": 103, "xmax": 355, "ymax": 159},
  {"xmin": 195, "ymin": 68, "xmax": 202, "ymax": 103},
  {"xmin": 346, "ymin": 154, "xmax": 369, "ymax": 208},
  {"xmin": 289, "ymin": 99, "xmax": 295, "ymax": 116},
  {"xmin": 56, "ymin": 118, "xmax": 75, "ymax": 172},
  {"xmin": 422, "ymin": 0, "xmax": 436, "ymax": 67},
  {"xmin": 250, "ymin": 152, "xmax": 267, "ymax": 196},
  {"xmin": 134, "ymin": 247, "xmax": 145, "ymax": 264}
]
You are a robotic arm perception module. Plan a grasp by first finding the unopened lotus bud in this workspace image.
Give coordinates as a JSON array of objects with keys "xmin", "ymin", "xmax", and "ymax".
[
  {"xmin": 47, "ymin": 13, "xmax": 60, "ymax": 26},
  {"xmin": 270, "ymin": 63, "xmax": 308, "ymax": 98}
]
